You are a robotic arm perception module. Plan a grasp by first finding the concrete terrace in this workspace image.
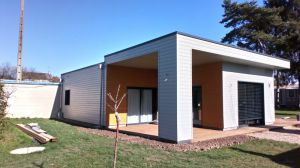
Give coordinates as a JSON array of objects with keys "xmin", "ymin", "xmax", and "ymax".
[{"xmin": 116, "ymin": 119, "xmax": 300, "ymax": 143}]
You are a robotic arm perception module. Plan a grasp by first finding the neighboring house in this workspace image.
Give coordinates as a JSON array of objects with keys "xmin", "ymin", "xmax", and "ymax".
[
  {"xmin": 61, "ymin": 32, "xmax": 290, "ymax": 143},
  {"xmin": 275, "ymin": 84, "xmax": 299, "ymax": 109}
]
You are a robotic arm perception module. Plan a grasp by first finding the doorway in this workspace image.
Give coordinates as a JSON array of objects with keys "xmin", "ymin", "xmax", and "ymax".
[{"xmin": 193, "ymin": 86, "xmax": 202, "ymax": 126}]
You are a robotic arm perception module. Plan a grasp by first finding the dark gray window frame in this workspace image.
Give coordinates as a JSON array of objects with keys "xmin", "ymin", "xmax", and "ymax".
[{"xmin": 65, "ymin": 90, "xmax": 70, "ymax": 105}]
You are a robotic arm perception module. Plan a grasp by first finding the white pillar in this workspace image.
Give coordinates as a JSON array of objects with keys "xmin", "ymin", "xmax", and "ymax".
[{"xmin": 158, "ymin": 35, "xmax": 193, "ymax": 143}]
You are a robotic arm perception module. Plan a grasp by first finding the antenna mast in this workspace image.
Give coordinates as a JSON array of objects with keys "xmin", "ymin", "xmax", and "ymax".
[{"xmin": 16, "ymin": 0, "xmax": 24, "ymax": 83}]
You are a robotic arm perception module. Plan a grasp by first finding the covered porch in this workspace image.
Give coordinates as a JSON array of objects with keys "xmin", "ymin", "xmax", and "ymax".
[{"xmin": 105, "ymin": 49, "xmax": 225, "ymax": 138}]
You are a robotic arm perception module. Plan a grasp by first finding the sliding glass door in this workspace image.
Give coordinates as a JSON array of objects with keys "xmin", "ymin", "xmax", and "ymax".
[{"xmin": 127, "ymin": 88, "xmax": 153, "ymax": 124}]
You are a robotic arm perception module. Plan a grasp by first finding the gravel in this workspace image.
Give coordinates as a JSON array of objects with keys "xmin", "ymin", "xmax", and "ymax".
[
  {"xmin": 249, "ymin": 126, "xmax": 300, "ymax": 145},
  {"xmin": 78, "ymin": 127, "xmax": 255, "ymax": 152}
]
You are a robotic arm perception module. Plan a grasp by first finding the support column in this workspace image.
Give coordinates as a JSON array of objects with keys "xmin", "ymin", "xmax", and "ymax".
[{"xmin": 158, "ymin": 36, "xmax": 193, "ymax": 143}]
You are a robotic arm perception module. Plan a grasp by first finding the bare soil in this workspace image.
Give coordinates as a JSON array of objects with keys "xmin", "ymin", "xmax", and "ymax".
[{"xmin": 78, "ymin": 127, "xmax": 255, "ymax": 152}]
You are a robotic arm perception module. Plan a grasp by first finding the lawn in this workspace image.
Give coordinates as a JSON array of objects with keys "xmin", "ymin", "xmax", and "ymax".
[
  {"xmin": 1, "ymin": 119, "xmax": 300, "ymax": 168},
  {"xmin": 276, "ymin": 110, "xmax": 300, "ymax": 119}
]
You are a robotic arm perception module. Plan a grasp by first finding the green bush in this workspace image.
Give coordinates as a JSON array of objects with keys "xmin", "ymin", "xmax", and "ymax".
[{"xmin": 0, "ymin": 83, "xmax": 8, "ymax": 137}]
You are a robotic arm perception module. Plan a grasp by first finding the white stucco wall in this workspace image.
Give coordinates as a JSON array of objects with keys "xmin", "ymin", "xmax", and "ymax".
[
  {"xmin": 222, "ymin": 63, "xmax": 275, "ymax": 130},
  {"xmin": 4, "ymin": 83, "xmax": 60, "ymax": 118}
]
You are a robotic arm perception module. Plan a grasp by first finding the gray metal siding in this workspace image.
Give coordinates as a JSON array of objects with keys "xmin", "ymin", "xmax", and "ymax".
[
  {"xmin": 158, "ymin": 40, "xmax": 178, "ymax": 141},
  {"xmin": 176, "ymin": 35, "xmax": 193, "ymax": 141},
  {"xmin": 61, "ymin": 64, "xmax": 102, "ymax": 125}
]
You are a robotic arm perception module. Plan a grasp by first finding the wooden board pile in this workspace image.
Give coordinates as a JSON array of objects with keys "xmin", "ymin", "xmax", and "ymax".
[{"xmin": 16, "ymin": 123, "xmax": 57, "ymax": 144}]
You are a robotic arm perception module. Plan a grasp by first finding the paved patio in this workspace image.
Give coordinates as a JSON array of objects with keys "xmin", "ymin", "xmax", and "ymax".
[{"xmin": 118, "ymin": 119, "xmax": 300, "ymax": 143}]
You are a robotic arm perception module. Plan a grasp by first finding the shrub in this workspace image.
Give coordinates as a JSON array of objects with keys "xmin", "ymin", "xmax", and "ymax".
[{"xmin": 0, "ymin": 83, "xmax": 8, "ymax": 137}]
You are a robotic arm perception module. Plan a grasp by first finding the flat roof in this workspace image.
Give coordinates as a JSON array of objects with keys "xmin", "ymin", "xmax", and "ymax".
[
  {"xmin": 61, "ymin": 62, "xmax": 103, "ymax": 76},
  {"xmin": 104, "ymin": 31, "xmax": 289, "ymax": 62},
  {"xmin": 61, "ymin": 31, "xmax": 290, "ymax": 75}
]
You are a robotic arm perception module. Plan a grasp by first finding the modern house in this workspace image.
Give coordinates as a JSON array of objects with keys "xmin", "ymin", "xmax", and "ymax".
[{"xmin": 61, "ymin": 32, "xmax": 290, "ymax": 143}]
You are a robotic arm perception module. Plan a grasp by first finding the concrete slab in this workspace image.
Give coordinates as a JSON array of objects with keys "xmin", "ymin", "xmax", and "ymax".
[{"xmin": 117, "ymin": 119, "xmax": 300, "ymax": 143}]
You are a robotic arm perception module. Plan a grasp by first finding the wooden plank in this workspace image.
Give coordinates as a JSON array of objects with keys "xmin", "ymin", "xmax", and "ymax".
[
  {"xmin": 40, "ymin": 133, "xmax": 57, "ymax": 142},
  {"xmin": 16, "ymin": 124, "xmax": 50, "ymax": 144}
]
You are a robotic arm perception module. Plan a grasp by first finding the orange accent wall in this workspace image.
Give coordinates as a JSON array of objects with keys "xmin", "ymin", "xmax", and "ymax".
[
  {"xmin": 106, "ymin": 65, "xmax": 157, "ymax": 127},
  {"xmin": 192, "ymin": 63, "xmax": 223, "ymax": 129}
]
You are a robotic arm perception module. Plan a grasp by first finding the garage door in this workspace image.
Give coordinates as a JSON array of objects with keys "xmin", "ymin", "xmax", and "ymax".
[{"xmin": 238, "ymin": 82, "xmax": 264, "ymax": 126}]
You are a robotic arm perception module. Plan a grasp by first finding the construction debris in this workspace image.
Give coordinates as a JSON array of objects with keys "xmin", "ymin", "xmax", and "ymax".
[{"xmin": 16, "ymin": 123, "xmax": 57, "ymax": 144}]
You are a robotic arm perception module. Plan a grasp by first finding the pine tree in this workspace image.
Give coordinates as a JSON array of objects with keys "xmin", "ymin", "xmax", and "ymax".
[{"xmin": 221, "ymin": 0, "xmax": 300, "ymax": 109}]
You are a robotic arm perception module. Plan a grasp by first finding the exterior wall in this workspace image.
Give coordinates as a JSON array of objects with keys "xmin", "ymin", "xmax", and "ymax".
[
  {"xmin": 106, "ymin": 65, "xmax": 157, "ymax": 127},
  {"xmin": 192, "ymin": 63, "xmax": 223, "ymax": 129},
  {"xmin": 176, "ymin": 36, "xmax": 193, "ymax": 142},
  {"xmin": 4, "ymin": 83, "xmax": 60, "ymax": 118},
  {"xmin": 61, "ymin": 64, "xmax": 102, "ymax": 125},
  {"xmin": 222, "ymin": 63, "xmax": 275, "ymax": 130}
]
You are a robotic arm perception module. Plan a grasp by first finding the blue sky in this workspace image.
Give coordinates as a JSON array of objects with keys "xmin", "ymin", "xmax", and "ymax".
[{"xmin": 0, "ymin": 0, "xmax": 263, "ymax": 76}]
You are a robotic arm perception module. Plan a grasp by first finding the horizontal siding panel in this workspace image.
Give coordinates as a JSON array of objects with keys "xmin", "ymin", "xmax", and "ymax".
[{"xmin": 62, "ymin": 64, "xmax": 102, "ymax": 125}]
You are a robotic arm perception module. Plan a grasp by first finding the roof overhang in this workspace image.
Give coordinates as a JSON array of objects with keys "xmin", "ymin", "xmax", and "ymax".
[
  {"xmin": 105, "ymin": 32, "xmax": 290, "ymax": 70},
  {"xmin": 177, "ymin": 32, "xmax": 290, "ymax": 69}
]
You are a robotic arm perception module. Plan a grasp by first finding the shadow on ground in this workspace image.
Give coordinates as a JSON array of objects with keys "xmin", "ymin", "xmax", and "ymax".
[
  {"xmin": 32, "ymin": 161, "xmax": 44, "ymax": 168},
  {"xmin": 269, "ymin": 128, "xmax": 300, "ymax": 135},
  {"xmin": 231, "ymin": 147, "xmax": 300, "ymax": 167}
]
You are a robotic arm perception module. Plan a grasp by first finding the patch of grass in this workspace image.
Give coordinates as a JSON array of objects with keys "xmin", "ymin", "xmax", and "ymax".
[
  {"xmin": 1, "ymin": 118, "xmax": 300, "ymax": 167},
  {"xmin": 276, "ymin": 110, "xmax": 300, "ymax": 119}
]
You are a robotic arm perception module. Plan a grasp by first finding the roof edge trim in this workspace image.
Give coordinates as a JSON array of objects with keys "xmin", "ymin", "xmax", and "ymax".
[{"xmin": 61, "ymin": 62, "xmax": 104, "ymax": 76}]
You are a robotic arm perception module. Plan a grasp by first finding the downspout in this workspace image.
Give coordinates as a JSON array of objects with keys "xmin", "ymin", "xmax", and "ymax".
[
  {"xmin": 99, "ymin": 63, "xmax": 103, "ymax": 128},
  {"xmin": 298, "ymin": 72, "xmax": 300, "ymax": 110},
  {"xmin": 59, "ymin": 78, "xmax": 64, "ymax": 119},
  {"xmin": 99, "ymin": 63, "xmax": 106, "ymax": 128}
]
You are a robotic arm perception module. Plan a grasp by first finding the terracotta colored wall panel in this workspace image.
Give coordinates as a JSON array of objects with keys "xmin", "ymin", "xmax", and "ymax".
[
  {"xmin": 192, "ymin": 63, "xmax": 223, "ymax": 129},
  {"xmin": 106, "ymin": 65, "xmax": 157, "ymax": 127}
]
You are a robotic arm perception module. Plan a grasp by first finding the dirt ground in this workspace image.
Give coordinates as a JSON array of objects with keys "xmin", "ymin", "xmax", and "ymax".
[{"xmin": 78, "ymin": 127, "xmax": 255, "ymax": 152}]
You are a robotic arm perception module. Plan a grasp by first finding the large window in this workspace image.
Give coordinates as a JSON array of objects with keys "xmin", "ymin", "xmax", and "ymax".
[{"xmin": 65, "ymin": 90, "xmax": 70, "ymax": 105}]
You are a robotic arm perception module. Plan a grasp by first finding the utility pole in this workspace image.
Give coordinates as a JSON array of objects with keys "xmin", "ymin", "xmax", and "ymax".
[{"xmin": 16, "ymin": 0, "xmax": 24, "ymax": 83}]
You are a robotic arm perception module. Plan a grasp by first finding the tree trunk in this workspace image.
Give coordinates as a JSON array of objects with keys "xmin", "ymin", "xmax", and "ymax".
[
  {"xmin": 298, "ymin": 73, "xmax": 300, "ymax": 110},
  {"xmin": 113, "ymin": 115, "xmax": 119, "ymax": 168}
]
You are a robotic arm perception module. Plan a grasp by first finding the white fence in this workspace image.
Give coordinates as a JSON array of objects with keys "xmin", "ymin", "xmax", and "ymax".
[{"xmin": 4, "ymin": 83, "xmax": 60, "ymax": 118}]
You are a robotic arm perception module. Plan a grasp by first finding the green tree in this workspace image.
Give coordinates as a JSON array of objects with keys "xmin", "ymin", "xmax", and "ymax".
[
  {"xmin": 265, "ymin": 0, "xmax": 300, "ymax": 88},
  {"xmin": 221, "ymin": 0, "xmax": 300, "ymax": 109}
]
